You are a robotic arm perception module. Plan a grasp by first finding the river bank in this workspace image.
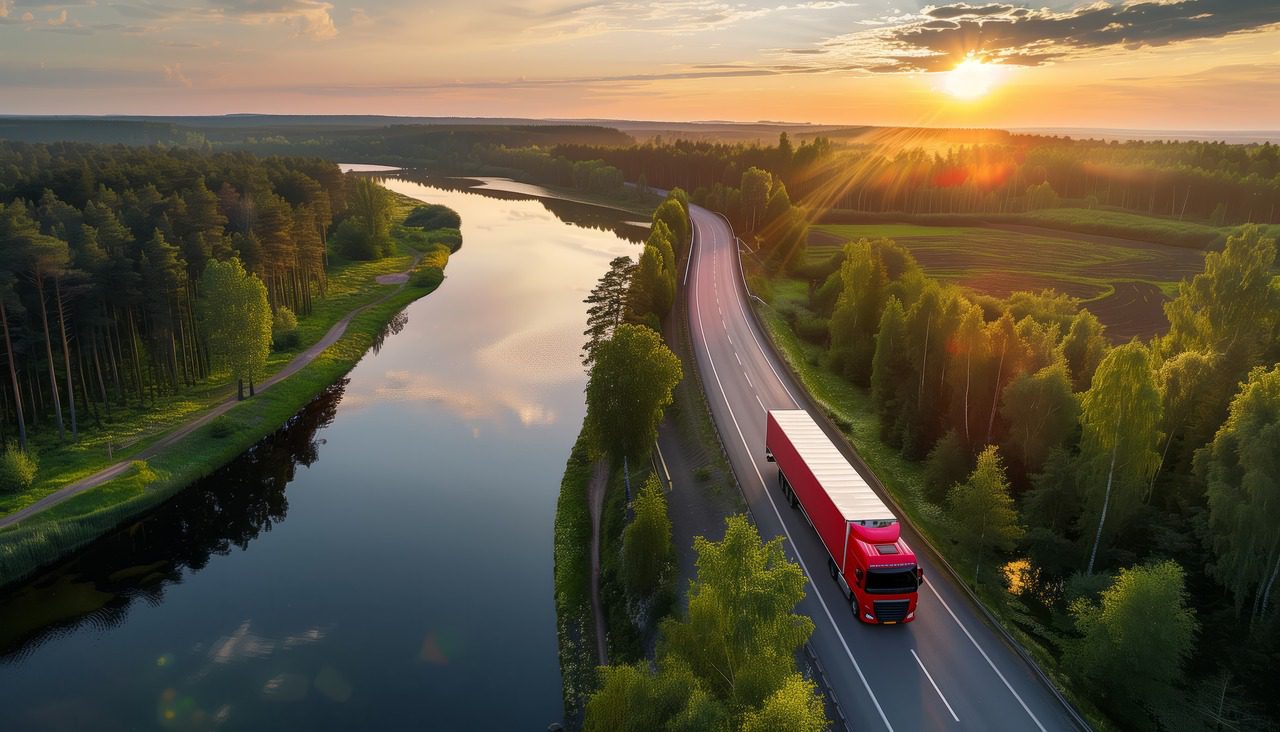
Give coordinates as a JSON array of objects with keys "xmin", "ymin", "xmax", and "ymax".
[
  {"xmin": 0, "ymin": 192, "xmax": 454, "ymax": 587},
  {"xmin": 0, "ymin": 175, "xmax": 637, "ymax": 729}
]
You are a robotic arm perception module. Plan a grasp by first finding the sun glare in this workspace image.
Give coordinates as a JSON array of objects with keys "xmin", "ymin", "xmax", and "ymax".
[{"xmin": 941, "ymin": 58, "xmax": 1001, "ymax": 101}]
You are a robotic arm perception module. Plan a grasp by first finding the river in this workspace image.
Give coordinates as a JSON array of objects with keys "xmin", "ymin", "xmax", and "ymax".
[{"xmin": 0, "ymin": 175, "xmax": 644, "ymax": 730}]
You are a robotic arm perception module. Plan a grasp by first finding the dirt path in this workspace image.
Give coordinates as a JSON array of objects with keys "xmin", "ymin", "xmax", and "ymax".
[
  {"xmin": 0, "ymin": 253, "xmax": 423, "ymax": 531},
  {"xmin": 587, "ymin": 458, "xmax": 609, "ymax": 666}
]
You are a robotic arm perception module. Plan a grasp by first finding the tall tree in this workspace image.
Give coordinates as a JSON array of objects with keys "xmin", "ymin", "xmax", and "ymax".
[
  {"xmin": 828, "ymin": 240, "xmax": 887, "ymax": 385},
  {"xmin": 622, "ymin": 473, "xmax": 673, "ymax": 599},
  {"xmin": 585, "ymin": 324, "xmax": 682, "ymax": 461},
  {"xmin": 1197, "ymin": 365, "xmax": 1280, "ymax": 622},
  {"xmin": 582, "ymin": 256, "xmax": 635, "ymax": 366},
  {"xmin": 661, "ymin": 516, "xmax": 817, "ymax": 715},
  {"xmin": 1067, "ymin": 561, "xmax": 1198, "ymax": 728},
  {"xmin": 947, "ymin": 445, "xmax": 1024, "ymax": 584},
  {"xmin": 999, "ymin": 361, "xmax": 1080, "ymax": 480},
  {"xmin": 1079, "ymin": 342, "xmax": 1163, "ymax": 574},
  {"xmin": 24, "ymin": 213, "xmax": 71, "ymax": 440},
  {"xmin": 1062, "ymin": 309, "xmax": 1107, "ymax": 392},
  {"xmin": 740, "ymin": 167, "xmax": 773, "ymax": 234},
  {"xmin": 199, "ymin": 258, "xmax": 271, "ymax": 400}
]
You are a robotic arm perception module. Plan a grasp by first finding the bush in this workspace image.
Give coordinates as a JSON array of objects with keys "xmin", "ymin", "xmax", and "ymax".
[
  {"xmin": 332, "ymin": 217, "xmax": 392, "ymax": 260},
  {"xmin": 425, "ymin": 227, "xmax": 463, "ymax": 252},
  {"xmin": 209, "ymin": 415, "xmax": 237, "ymax": 439},
  {"xmin": 794, "ymin": 313, "xmax": 829, "ymax": 345},
  {"xmin": 404, "ymin": 204, "xmax": 461, "ymax": 231},
  {"xmin": 745, "ymin": 273, "xmax": 773, "ymax": 304},
  {"xmin": 421, "ymin": 243, "xmax": 450, "ymax": 270},
  {"xmin": 412, "ymin": 266, "xmax": 445, "ymax": 290},
  {"xmin": 132, "ymin": 460, "xmax": 157, "ymax": 486},
  {"xmin": 0, "ymin": 445, "xmax": 38, "ymax": 493},
  {"xmin": 272, "ymin": 306, "xmax": 300, "ymax": 350}
]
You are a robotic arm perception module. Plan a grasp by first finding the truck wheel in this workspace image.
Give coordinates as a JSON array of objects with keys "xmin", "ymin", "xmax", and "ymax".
[{"xmin": 828, "ymin": 558, "xmax": 838, "ymax": 578}]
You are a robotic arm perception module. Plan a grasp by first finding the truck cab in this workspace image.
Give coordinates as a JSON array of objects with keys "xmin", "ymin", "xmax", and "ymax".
[{"xmin": 846, "ymin": 523, "xmax": 921, "ymax": 624}]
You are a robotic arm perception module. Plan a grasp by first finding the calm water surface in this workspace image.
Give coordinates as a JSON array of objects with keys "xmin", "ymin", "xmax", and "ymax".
[{"xmin": 0, "ymin": 176, "xmax": 642, "ymax": 730}]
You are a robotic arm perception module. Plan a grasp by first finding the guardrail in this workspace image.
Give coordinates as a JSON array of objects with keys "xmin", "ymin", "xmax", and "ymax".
[{"xmin": 707, "ymin": 206, "xmax": 1092, "ymax": 732}]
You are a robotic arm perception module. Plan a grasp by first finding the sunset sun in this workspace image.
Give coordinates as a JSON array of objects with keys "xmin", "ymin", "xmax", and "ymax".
[{"xmin": 941, "ymin": 57, "xmax": 1002, "ymax": 100}]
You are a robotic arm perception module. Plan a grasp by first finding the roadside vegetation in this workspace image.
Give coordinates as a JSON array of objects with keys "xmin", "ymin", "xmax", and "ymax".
[
  {"xmin": 0, "ymin": 143, "xmax": 459, "ymax": 583},
  {"xmin": 751, "ymin": 219, "xmax": 1279, "ymax": 729},
  {"xmin": 554, "ymin": 189, "xmax": 830, "ymax": 729}
]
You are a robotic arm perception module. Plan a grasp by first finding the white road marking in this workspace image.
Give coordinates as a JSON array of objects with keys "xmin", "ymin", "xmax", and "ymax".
[
  {"xmin": 697, "ymin": 208, "xmax": 1053, "ymax": 732},
  {"xmin": 755, "ymin": 393, "xmax": 766, "ymax": 413},
  {"xmin": 744, "ymin": 371, "xmax": 754, "ymax": 389},
  {"xmin": 682, "ymin": 222, "xmax": 695, "ymax": 286},
  {"xmin": 718, "ymin": 223, "xmax": 799, "ymax": 408},
  {"xmin": 924, "ymin": 581, "xmax": 1047, "ymax": 732},
  {"xmin": 912, "ymin": 649, "xmax": 960, "ymax": 723},
  {"xmin": 734, "ymin": 351, "xmax": 742, "ymax": 366},
  {"xmin": 690, "ymin": 215, "xmax": 895, "ymax": 732}
]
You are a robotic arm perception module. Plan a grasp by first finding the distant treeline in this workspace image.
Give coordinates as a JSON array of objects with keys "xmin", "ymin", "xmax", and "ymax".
[
  {"xmin": 552, "ymin": 134, "xmax": 1280, "ymax": 233},
  {"xmin": 0, "ymin": 142, "xmax": 346, "ymax": 448},
  {"xmin": 0, "ymin": 119, "xmax": 634, "ymax": 170}
]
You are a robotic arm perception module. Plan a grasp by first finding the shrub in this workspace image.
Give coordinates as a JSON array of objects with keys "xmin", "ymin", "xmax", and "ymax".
[
  {"xmin": 794, "ymin": 313, "xmax": 829, "ymax": 345},
  {"xmin": 332, "ymin": 217, "xmax": 392, "ymax": 260},
  {"xmin": 132, "ymin": 460, "xmax": 157, "ymax": 486},
  {"xmin": 412, "ymin": 266, "xmax": 445, "ymax": 290},
  {"xmin": 404, "ymin": 204, "xmax": 461, "ymax": 231},
  {"xmin": 0, "ymin": 445, "xmax": 38, "ymax": 493},
  {"xmin": 209, "ymin": 415, "xmax": 237, "ymax": 439},
  {"xmin": 425, "ymin": 227, "xmax": 463, "ymax": 252},
  {"xmin": 272, "ymin": 306, "xmax": 300, "ymax": 350},
  {"xmin": 421, "ymin": 243, "xmax": 450, "ymax": 270},
  {"xmin": 745, "ymin": 273, "xmax": 773, "ymax": 304}
]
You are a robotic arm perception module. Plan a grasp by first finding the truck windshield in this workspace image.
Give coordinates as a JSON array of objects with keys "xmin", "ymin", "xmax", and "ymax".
[{"xmin": 865, "ymin": 567, "xmax": 918, "ymax": 594}]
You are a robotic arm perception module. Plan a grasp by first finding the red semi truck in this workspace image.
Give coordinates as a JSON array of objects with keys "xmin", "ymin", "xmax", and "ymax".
[{"xmin": 766, "ymin": 409, "xmax": 921, "ymax": 624}]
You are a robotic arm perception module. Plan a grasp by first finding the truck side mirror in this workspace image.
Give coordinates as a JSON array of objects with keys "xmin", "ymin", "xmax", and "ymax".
[
  {"xmin": 916, "ymin": 567, "xmax": 924, "ymax": 587},
  {"xmin": 855, "ymin": 568, "xmax": 864, "ymax": 585}
]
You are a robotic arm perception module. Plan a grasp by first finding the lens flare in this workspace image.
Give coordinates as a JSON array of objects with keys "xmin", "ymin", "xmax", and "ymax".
[{"xmin": 942, "ymin": 58, "xmax": 1001, "ymax": 101}]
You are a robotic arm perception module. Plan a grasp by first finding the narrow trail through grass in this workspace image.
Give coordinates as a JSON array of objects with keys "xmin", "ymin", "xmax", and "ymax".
[{"xmin": 0, "ymin": 251, "xmax": 423, "ymax": 531}]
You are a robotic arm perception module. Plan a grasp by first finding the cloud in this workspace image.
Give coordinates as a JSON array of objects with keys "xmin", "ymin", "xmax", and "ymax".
[
  {"xmin": 515, "ymin": 0, "xmax": 858, "ymax": 39},
  {"xmin": 212, "ymin": 0, "xmax": 337, "ymax": 39},
  {"xmin": 163, "ymin": 62, "xmax": 191, "ymax": 86},
  {"xmin": 868, "ymin": 0, "xmax": 1280, "ymax": 72},
  {"xmin": 923, "ymin": 3, "xmax": 1013, "ymax": 21}
]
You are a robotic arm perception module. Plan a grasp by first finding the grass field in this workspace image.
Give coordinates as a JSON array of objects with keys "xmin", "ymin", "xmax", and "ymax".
[{"xmin": 810, "ymin": 222, "xmax": 1206, "ymax": 341}]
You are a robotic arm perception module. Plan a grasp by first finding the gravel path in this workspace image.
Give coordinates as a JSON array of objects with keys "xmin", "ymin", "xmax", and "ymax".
[{"xmin": 587, "ymin": 458, "xmax": 609, "ymax": 666}]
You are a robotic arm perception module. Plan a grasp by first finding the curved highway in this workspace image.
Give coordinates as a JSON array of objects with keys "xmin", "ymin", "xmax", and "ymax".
[{"xmin": 684, "ymin": 204, "xmax": 1083, "ymax": 732}]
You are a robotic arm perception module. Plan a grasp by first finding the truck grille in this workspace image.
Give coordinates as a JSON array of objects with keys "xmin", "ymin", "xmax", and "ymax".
[{"xmin": 874, "ymin": 600, "xmax": 910, "ymax": 623}]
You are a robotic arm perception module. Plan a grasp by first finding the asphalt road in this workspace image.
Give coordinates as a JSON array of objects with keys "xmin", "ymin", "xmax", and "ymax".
[{"xmin": 684, "ymin": 204, "xmax": 1084, "ymax": 732}]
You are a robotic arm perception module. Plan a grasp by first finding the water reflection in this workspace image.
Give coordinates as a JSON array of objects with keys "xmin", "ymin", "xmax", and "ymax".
[
  {"xmin": 0, "ymin": 381, "xmax": 345, "ymax": 662},
  {"xmin": 387, "ymin": 172, "xmax": 648, "ymax": 243},
  {"xmin": 370, "ymin": 309, "xmax": 408, "ymax": 355},
  {"xmin": 0, "ymin": 176, "xmax": 637, "ymax": 729}
]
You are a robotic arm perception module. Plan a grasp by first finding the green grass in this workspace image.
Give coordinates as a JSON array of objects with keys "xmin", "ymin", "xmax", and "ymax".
[
  {"xmin": 1020, "ymin": 207, "xmax": 1225, "ymax": 249},
  {"xmin": 818, "ymin": 206, "xmax": 1231, "ymax": 250},
  {"xmin": 552, "ymin": 429, "xmax": 599, "ymax": 723},
  {"xmin": 811, "ymin": 222, "xmax": 1206, "ymax": 341},
  {"xmin": 755, "ymin": 290, "xmax": 1115, "ymax": 731}
]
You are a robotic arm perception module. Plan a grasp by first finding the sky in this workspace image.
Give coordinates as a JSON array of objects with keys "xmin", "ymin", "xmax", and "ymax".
[{"xmin": 1, "ymin": 0, "xmax": 1278, "ymax": 129}]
